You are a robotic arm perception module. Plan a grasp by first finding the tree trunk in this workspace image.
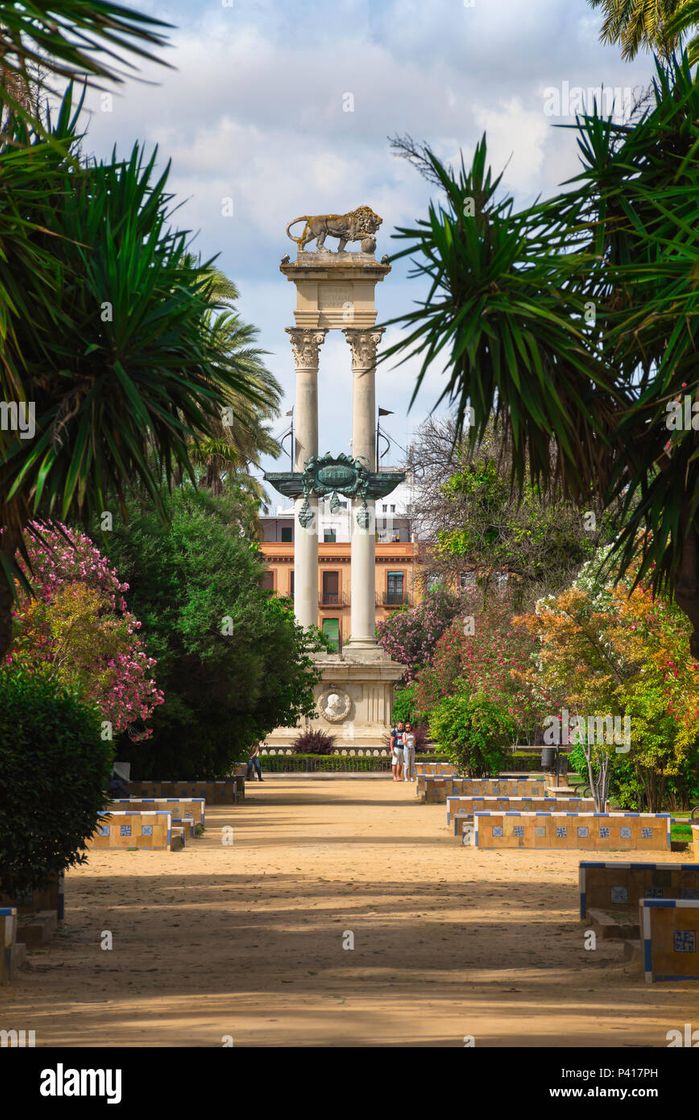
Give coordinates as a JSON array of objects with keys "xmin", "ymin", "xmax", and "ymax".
[
  {"xmin": 675, "ymin": 517, "xmax": 699, "ymax": 660},
  {"xmin": 0, "ymin": 528, "xmax": 20, "ymax": 660}
]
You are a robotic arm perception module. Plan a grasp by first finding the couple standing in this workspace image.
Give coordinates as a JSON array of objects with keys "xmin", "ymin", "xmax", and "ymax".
[{"xmin": 390, "ymin": 721, "xmax": 416, "ymax": 782}]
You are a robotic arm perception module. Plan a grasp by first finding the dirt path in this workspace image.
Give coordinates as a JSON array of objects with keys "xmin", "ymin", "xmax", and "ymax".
[{"xmin": 2, "ymin": 777, "xmax": 697, "ymax": 1047}]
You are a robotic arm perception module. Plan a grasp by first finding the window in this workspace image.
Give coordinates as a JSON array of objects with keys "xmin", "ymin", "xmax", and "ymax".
[
  {"xmin": 280, "ymin": 526, "xmax": 293, "ymax": 543},
  {"xmin": 322, "ymin": 618, "xmax": 340, "ymax": 652},
  {"xmin": 386, "ymin": 571, "xmax": 404, "ymax": 605},
  {"xmin": 323, "ymin": 529, "xmax": 336, "ymax": 543},
  {"xmin": 382, "ymin": 504, "xmax": 388, "ymax": 512},
  {"xmin": 289, "ymin": 570, "xmax": 294, "ymax": 596},
  {"xmin": 322, "ymin": 570, "xmax": 340, "ymax": 604},
  {"xmin": 261, "ymin": 570, "xmax": 274, "ymax": 592},
  {"xmin": 390, "ymin": 504, "xmax": 395, "ymax": 513}
]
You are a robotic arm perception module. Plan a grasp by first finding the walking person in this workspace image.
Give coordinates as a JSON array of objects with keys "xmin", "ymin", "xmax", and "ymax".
[
  {"xmin": 246, "ymin": 743, "xmax": 264, "ymax": 782},
  {"xmin": 390, "ymin": 720, "xmax": 405, "ymax": 781},
  {"xmin": 403, "ymin": 723, "xmax": 417, "ymax": 782}
]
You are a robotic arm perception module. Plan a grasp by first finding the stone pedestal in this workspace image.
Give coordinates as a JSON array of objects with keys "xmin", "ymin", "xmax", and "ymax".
[{"xmin": 265, "ymin": 651, "xmax": 404, "ymax": 749}]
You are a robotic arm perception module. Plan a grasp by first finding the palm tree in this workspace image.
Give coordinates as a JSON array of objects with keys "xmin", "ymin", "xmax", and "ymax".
[
  {"xmin": 0, "ymin": 90, "xmax": 267, "ymax": 655},
  {"xmin": 0, "ymin": 0, "xmax": 170, "ymax": 126},
  {"xmin": 184, "ymin": 261, "xmax": 282, "ymax": 496},
  {"xmin": 383, "ymin": 56, "xmax": 699, "ymax": 655},
  {"xmin": 666, "ymin": 0, "xmax": 699, "ymax": 59},
  {"xmin": 587, "ymin": 0, "xmax": 691, "ymax": 59}
]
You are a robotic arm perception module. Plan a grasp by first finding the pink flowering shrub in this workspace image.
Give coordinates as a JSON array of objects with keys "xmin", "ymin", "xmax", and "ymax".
[
  {"xmin": 7, "ymin": 522, "xmax": 163, "ymax": 738},
  {"xmin": 376, "ymin": 589, "xmax": 464, "ymax": 682}
]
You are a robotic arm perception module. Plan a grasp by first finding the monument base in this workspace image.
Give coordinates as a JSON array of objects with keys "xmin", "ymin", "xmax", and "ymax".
[{"xmin": 265, "ymin": 649, "xmax": 404, "ymax": 749}]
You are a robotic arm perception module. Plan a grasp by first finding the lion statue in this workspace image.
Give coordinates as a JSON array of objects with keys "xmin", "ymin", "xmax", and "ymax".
[{"xmin": 286, "ymin": 206, "xmax": 382, "ymax": 253}]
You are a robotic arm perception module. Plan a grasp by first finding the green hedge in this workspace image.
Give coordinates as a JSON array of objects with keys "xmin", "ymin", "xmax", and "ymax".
[
  {"xmin": 260, "ymin": 754, "xmax": 392, "ymax": 772},
  {"xmin": 0, "ymin": 667, "xmax": 113, "ymax": 896},
  {"xmin": 257, "ymin": 751, "xmax": 546, "ymax": 774}
]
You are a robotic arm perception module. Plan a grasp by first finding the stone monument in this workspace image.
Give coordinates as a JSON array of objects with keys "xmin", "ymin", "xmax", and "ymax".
[{"xmin": 264, "ymin": 206, "xmax": 405, "ymax": 748}]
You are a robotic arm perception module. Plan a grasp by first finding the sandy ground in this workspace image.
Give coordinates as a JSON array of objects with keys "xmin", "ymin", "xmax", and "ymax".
[{"xmin": 1, "ymin": 776, "xmax": 697, "ymax": 1047}]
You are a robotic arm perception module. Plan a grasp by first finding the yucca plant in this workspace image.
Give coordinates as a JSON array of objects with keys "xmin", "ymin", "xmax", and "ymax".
[
  {"xmin": 384, "ymin": 55, "xmax": 699, "ymax": 655},
  {"xmin": 0, "ymin": 87, "xmax": 268, "ymax": 655}
]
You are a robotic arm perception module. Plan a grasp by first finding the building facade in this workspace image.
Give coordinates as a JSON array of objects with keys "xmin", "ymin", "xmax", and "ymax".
[{"xmin": 259, "ymin": 481, "xmax": 421, "ymax": 650}]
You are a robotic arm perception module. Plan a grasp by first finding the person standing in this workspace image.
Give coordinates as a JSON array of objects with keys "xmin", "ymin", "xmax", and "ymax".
[
  {"xmin": 403, "ymin": 723, "xmax": 416, "ymax": 782},
  {"xmin": 247, "ymin": 743, "xmax": 264, "ymax": 782},
  {"xmin": 390, "ymin": 720, "xmax": 405, "ymax": 781}
]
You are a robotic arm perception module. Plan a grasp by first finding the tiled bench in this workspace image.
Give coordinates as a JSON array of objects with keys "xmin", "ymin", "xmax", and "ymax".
[
  {"xmin": 471, "ymin": 811, "xmax": 673, "ymax": 851},
  {"xmin": 448, "ymin": 795, "xmax": 595, "ymax": 830},
  {"xmin": 579, "ymin": 861, "xmax": 699, "ymax": 919},
  {"xmin": 109, "ymin": 797, "xmax": 206, "ymax": 828},
  {"xmin": 0, "ymin": 908, "xmax": 25, "ymax": 983},
  {"xmin": 641, "ymin": 899, "xmax": 699, "ymax": 982},
  {"xmin": 129, "ymin": 779, "xmax": 243, "ymax": 804},
  {"xmin": 87, "ymin": 811, "xmax": 182, "ymax": 851},
  {"xmin": 420, "ymin": 776, "xmax": 548, "ymax": 804}
]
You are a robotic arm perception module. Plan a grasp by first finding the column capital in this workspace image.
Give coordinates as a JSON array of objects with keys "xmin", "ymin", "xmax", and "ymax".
[
  {"xmin": 342, "ymin": 327, "xmax": 384, "ymax": 368},
  {"xmin": 286, "ymin": 327, "xmax": 327, "ymax": 368}
]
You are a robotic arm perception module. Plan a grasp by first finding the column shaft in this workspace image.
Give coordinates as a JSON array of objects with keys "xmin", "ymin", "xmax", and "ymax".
[
  {"xmin": 287, "ymin": 328, "xmax": 326, "ymax": 632},
  {"xmin": 344, "ymin": 329, "xmax": 383, "ymax": 655}
]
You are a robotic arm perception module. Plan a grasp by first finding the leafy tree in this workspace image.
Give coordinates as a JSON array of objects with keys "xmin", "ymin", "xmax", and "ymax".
[
  {"xmin": 184, "ymin": 261, "xmax": 282, "ymax": 499},
  {"xmin": 0, "ymin": 665, "xmax": 112, "ymax": 897},
  {"xmin": 384, "ymin": 57, "xmax": 699, "ymax": 656},
  {"xmin": 587, "ymin": 0, "xmax": 693, "ymax": 59},
  {"xmin": 415, "ymin": 596, "xmax": 538, "ymax": 741},
  {"xmin": 7, "ymin": 521, "xmax": 162, "ymax": 736},
  {"xmin": 408, "ymin": 418, "xmax": 612, "ymax": 607},
  {"xmin": 429, "ymin": 692, "xmax": 515, "ymax": 777},
  {"xmin": 514, "ymin": 548, "xmax": 699, "ymax": 810},
  {"xmin": 101, "ymin": 486, "xmax": 322, "ymax": 779},
  {"xmin": 391, "ymin": 683, "xmax": 421, "ymax": 724},
  {"xmin": 0, "ymin": 89, "xmax": 268, "ymax": 657}
]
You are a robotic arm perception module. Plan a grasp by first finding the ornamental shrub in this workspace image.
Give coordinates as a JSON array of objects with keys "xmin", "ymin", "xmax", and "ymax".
[
  {"xmin": 429, "ymin": 691, "xmax": 516, "ymax": 777},
  {"xmin": 0, "ymin": 666, "xmax": 112, "ymax": 897},
  {"xmin": 294, "ymin": 729, "xmax": 336, "ymax": 755}
]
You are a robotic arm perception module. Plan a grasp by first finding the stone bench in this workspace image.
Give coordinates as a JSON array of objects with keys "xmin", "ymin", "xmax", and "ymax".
[
  {"xmin": 0, "ymin": 872, "xmax": 64, "ymax": 923},
  {"xmin": 0, "ymin": 908, "xmax": 26, "ymax": 983},
  {"xmin": 448, "ymin": 795, "xmax": 596, "ymax": 832},
  {"xmin": 471, "ymin": 811, "xmax": 673, "ymax": 851},
  {"xmin": 579, "ymin": 861, "xmax": 699, "ymax": 921},
  {"xmin": 87, "ymin": 811, "xmax": 183, "ymax": 851},
  {"xmin": 128, "ymin": 778, "xmax": 244, "ymax": 804},
  {"xmin": 415, "ymin": 762, "xmax": 456, "ymax": 777},
  {"xmin": 109, "ymin": 797, "xmax": 206, "ymax": 828},
  {"xmin": 419, "ymin": 776, "xmax": 548, "ymax": 804},
  {"xmin": 641, "ymin": 899, "xmax": 699, "ymax": 982}
]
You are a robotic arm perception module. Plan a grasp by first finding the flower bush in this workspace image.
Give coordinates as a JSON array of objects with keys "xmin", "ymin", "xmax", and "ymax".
[
  {"xmin": 415, "ymin": 597, "xmax": 538, "ymax": 740},
  {"xmin": 377, "ymin": 588, "xmax": 464, "ymax": 681},
  {"xmin": 513, "ymin": 548, "xmax": 699, "ymax": 810},
  {"xmin": 8, "ymin": 522, "xmax": 163, "ymax": 738}
]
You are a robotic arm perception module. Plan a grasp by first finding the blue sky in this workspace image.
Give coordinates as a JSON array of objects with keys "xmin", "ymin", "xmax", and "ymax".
[{"xmin": 80, "ymin": 0, "xmax": 655, "ymax": 472}]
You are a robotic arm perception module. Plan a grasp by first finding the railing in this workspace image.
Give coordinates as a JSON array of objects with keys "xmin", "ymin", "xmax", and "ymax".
[
  {"xmin": 380, "ymin": 591, "xmax": 409, "ymax": 607},
  {"xmin": 319, "ymin": 591, "xmax": 348, "ymax": 607}
]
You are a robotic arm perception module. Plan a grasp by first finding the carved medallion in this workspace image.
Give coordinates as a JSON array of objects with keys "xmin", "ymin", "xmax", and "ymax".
[{"xmin": 318, "ymin": 687, "xmax": 353, "ymax": 723}]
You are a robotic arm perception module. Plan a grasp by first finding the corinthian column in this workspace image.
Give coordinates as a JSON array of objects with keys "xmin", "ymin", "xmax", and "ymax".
[
  {"xmin": 343, "ymin": 328, "xmax": 383, "ymax": 657},
  {"xmin": 288, "ymin": 327, "xmax": 327, "ymax": 631}
]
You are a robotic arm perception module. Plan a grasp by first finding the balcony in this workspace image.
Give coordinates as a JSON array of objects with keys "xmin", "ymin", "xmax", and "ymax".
[
  {"xmin": 319, "ymin": 591, "xmax": 349, "ymax": 608},
  {"xmin": 380, "ymin": 591, "xmax": 410, "ymax": 608}
]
